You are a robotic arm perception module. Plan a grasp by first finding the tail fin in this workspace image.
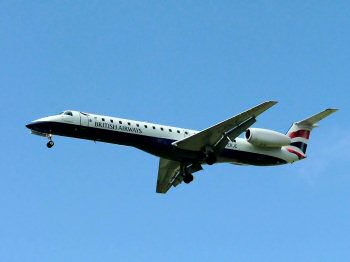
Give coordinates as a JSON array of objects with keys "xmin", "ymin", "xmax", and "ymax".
[{"xmin": 286, "ymin": 108, "xmax": 338, "ymax": 158}]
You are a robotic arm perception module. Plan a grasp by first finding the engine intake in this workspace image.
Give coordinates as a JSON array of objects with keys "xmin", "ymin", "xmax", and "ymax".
[{"xmin": 245, "ymin": 128, "xmax": 291, "ymax": 148}]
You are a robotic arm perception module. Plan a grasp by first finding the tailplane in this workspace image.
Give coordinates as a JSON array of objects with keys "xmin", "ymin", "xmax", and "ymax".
[{"xmin": 286, "ymin": 108, "xmax": 338, "ymax": 158}]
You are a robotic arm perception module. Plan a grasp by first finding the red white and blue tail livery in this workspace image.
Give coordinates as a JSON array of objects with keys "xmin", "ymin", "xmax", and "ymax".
[
  {"xmin": 26, "ymin": 101, "xmax": 337, "ymax": 193},
  {"xmin": 285, "ymin": 109, "xmax": 337, "ymax": 160}
]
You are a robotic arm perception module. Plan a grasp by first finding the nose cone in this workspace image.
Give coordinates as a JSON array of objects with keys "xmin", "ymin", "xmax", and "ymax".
[
  {"xmin": 26, "ymin": 122, "xmax": 36, "ymax": 130},
  {"xmin": 26, "ymin": 115, "xmax": 59, "ymax": 134},
  {"xmin": 26, "ymin": 121, "xmax": 43, "ymax": 132},
  {"xmin": 25, "ymin": 119, "xmax": 50, "ymax": 133}
]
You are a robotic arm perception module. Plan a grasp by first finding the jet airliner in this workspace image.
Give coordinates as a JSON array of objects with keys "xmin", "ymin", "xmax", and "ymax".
[{"xmin": 26, "ymin": 101, "xmax": 337, "ymax": 193}]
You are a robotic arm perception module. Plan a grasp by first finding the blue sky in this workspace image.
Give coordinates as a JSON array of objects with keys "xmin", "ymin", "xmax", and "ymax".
[{"xmin": 1, "ymin": 1, "xmax": 349, "ymax": 261}]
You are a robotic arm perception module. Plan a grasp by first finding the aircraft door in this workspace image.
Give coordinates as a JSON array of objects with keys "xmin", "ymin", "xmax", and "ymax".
[{"xmin": 80, "ymin": 112, "xmax": 89, "ymax": 127}]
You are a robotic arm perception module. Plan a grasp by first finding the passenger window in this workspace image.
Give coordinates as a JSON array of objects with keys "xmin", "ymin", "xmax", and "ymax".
[
  {"xmin": 144, "ymin": 125, "xmax": 148, "ymax": 128},
  {"xmin": 169, "ymin": 129, "xmax": 172, "ymax": 132},
  {"xmin": 110, "ymin": 119, "xmax": 113, "ymax": 123},
  {"xmin": 152, "ymin": 126, "xmax": 156, "ymax": 129},
  {"xmin": 119, "ymin": 121, "xmax": 122, "ymax": 124},
  {"xmin": 160, "ymin": 127, "xmax": 164, "ymax": 131},
  {"xmin": 128, "ymin": 122, "xmax": 131, "ymax": 126},
  {"xmin": 136, "ymin": 124, "xmax": 139, "ymax": 127},
  {"xmin": 177, "ymin": 130, "xmax": 180, "ymax": 133},
  {"xmin": 102, "ymin": 118, "xmax": 105, "ymax": 121},
  {"xmin": 185, "ymin": 131, "xmax": 188, "ymax": 135}
]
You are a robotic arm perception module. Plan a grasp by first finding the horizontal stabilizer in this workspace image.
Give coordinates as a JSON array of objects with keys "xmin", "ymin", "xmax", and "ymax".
[{"xmin": 296, "ymin": 108, "xmax": 338, "ymax": 127}]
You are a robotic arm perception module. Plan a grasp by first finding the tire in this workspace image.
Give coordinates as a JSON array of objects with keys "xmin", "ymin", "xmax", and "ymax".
[
  {"xmin": 205, "ymin": 154, "xmax": 217, "ymax": 165},
  {"xmin": 183, "ymin": 174, "xmax": 194, "ymax": 184}
]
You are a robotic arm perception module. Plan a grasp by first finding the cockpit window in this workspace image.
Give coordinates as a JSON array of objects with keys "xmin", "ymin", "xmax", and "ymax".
[{"xmin": 64, "ymin": 111, "xmax": 73, "ymax": 116}]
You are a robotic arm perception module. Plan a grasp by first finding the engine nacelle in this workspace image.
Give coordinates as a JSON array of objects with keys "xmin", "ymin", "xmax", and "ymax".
[{"xmin": 245, "ymin": 128, "xmax": 291, "ymax": 148}]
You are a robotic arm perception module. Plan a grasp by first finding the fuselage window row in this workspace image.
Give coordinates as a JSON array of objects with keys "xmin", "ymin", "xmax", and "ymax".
[{"xmin": 92, "ymin": 117, "xmax": 188, "ymax": 135}]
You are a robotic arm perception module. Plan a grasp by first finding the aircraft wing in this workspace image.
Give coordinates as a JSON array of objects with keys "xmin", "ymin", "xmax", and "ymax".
[
  {"xmin": 172, "ymin": 101, "xmax": 278, "ymax": 151},
  {"xmin": 156, "ymin": 158, "xmax": 181, "ymax": 194}
]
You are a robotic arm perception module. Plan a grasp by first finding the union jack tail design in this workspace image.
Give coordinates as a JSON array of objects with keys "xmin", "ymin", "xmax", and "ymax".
[
  {"xmin": 285, "ymin": 108, "xmax": 338, "ymax": 159},
  {"xmin": 286, "ymin": 125, "xmax": 311, "ymax": 159}
]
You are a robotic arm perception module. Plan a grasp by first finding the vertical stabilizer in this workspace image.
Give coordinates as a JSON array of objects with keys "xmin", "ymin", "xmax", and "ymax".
[{"xmin": 286, "ymin": 108, "xmax": 338, "ymax": 158}]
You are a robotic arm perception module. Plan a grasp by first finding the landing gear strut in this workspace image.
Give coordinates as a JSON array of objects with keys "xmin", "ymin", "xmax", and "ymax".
[{"xmin": 46, "ymin": 135, "xmax": 54, "ymax": 148}]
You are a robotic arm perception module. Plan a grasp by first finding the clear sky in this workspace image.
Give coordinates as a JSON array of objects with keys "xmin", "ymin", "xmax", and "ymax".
[{"xmin": 1, "ymin": 1, "xmax": 349, "ymax": 261}]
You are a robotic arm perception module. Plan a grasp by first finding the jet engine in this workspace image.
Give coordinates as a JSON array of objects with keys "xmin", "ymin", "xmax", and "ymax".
[{"xmin": 245, "ymin": 128, "xmax": 291, "ymax": 148}]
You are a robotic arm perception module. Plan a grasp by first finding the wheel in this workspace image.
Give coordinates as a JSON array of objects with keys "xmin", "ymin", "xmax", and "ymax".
[
  {"xmin": 47, "ymin": 141, "xmax": 54, "ymax": 148},
  {"xmin": 183, "ymin": 174, "xmax": 194, "ymax": 184},
  {"xmin": 202, "ymin": 147, "xmax": 217, "ymax": 165},
  {"xmin": 205, "ymin": 153, "xmax": 217, "ymax": 165}
]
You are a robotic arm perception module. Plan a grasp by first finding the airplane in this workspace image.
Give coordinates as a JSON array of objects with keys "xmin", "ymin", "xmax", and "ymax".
[{"xmin": 26, "ymin": 101, "xmax": 337, "ymax": 193}]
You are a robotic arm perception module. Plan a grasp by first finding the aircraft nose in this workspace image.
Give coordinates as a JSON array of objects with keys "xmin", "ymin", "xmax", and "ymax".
[
  {"xmin": 26, "ymin": 121, "xmax": 45, "ymax": 132},
  {"xmin": 25, "ymin": 121, "xmax": 43, "ymax": 132},
  {"xmin": 26, "ymin": 122, "xmax": 36, "ymax": 130},
  {"xmin": 25, "ymin": 117, "xmax": 55, "ymax": 134}
]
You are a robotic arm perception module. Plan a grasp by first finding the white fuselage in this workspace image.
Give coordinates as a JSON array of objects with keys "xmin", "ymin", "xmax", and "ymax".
[{"xmin": 26, "ymin": 110, "xmax": 299, "ymax": 166}]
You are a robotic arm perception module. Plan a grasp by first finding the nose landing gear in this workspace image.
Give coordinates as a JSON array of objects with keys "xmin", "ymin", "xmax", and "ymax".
[{"xmin": 46, "ymin": 135, "xmax": 54, "ymax": 148}]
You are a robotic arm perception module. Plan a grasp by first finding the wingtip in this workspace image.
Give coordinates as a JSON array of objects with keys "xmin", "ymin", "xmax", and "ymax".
[
  {"xmin": 326, "ymin": 108, "xmax": 339, "ymax": 112},
  {"xmin": 264, "ymin": 100, "xmax": 278, "ymax": 106}
]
